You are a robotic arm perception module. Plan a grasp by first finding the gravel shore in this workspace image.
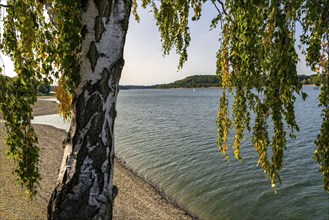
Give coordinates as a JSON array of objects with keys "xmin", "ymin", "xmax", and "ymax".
[{"xmin": 0, "ymin": 98, "xmax": 193, "ymax": 219}]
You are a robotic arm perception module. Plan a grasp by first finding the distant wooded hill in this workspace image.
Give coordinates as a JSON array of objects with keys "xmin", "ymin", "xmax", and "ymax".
[
  {"xmin": 155, "ymin": 75, "xmax": 219, "ymax": 88},
  {"xmin": 119, "ymin": 74, "xmax": 323, "ymax": 89},
  {"xmin": 3, "ymin": 74, "xmax": 321, "ymax": 92}
]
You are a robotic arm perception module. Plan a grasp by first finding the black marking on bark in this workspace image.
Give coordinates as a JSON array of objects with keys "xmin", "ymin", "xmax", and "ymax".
[
  {"xmin": 60, "ymin": 182, "xmax": 94, "ymax": 219},
  {"xmin": 109, "ymin": 104, "xmax": 117, "ymax": 120},
  {"xmin": 81, "ymin": 25, "xmax": 88, "ymax": 40},
  {"xmin": 112, "ymin": 58, "xmax": 124, "ymax": 82},
  {"xmin": 95, "ymin": 16, "xmax": 105, "ymax": 42},
  {"xmin": 87, "ymin": 41, "xmax": 99, "ymax": 72},
  {"xmin": 97, "ymin": 68, "xmax": 111, "ymax": 99},
  {"xmin": 85, "ymin": 113, "xmax": 105, "ymax": 143},
  {"xmin": 47, "ymin": 171, "xmax": 80, "ymax": 219},
  {"xmin": 74, "ymin": 80, "xmax": 110, "ymax": 191},
  {"xmin": 62, "ymin": 169, "xmax": 68, "ymax": 184},
  {"xmin": 85, "ymin": 113, "xmax": 107, "ymax": 173},
  {"xmin": 115, "ymin": 0, "xmax": 132, "ymax": 31},
  {"xmin": 83, "ymin": 93, "xmax": 102, "ymax": 128},
  {"xmin": 94, "ymin": 0, "xmax": 111, "ymax": 18},
  {"xmin": 81, "ymin": 0, "xmax": 89, "ymax": 12},
  {"xmin": 108, "ymin": 58, "xmax": 124, "ymax": 97}
]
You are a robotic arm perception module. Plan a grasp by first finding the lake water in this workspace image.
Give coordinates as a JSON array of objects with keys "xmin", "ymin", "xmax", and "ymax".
[
  {"xmin": 33, "ymin": 86, "xmax": 329, "ymax": 219},
  {"xmin": 115, "ymin": 87, "xmax": 329, "ymax": 219}
]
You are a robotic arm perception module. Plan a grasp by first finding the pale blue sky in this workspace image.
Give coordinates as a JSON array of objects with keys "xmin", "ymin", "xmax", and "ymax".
[
  {"xmin": 122, "ymin": 2, "xmax": 221, "ymax": 85},
  {"xmin": 1, "ymin": 2, "xmax": 312, "ymax": 85},
  {"xmin": 122, "ymin": 2, "xmax": 312, "ymax": 86}
]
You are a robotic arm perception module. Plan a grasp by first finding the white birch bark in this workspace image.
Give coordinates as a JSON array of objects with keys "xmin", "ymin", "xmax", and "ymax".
[{"xmin": 48, "ymin": 0, "xmax": 132, "ymax": 219}]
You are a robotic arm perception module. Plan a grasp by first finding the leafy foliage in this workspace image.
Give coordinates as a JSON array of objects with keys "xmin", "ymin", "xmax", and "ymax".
[
  {"xmin": 0, "ymin": 0, "xmax": 82, "ymax": 196},
  {"xmin": 300, "ymin": 0, "xmax": 329, "ymax": 192},
  {"xmin": 300, "ymin": 74, "xmax": 325, "ymax": 85},
  {"xmin": 0, "ymin": 0, "xmax": 328, "ymax": 196},
  {"xmin": 214, "ymin": 0, "xmax": 328, "ymax": 191},
  {"xmin": 0, "ymin": 74, "xmax": 40, "ymax": 196},
  {"xmin": 55, "ymin": 78, "xmax": 72, "ymax": 119},
  {"xmin": 138, "ymin": 0, "xmax": 329, "ymax": 192},
  {"xmin": 216, "ymin": 0, "xmax": 304, "ymax": 191}
]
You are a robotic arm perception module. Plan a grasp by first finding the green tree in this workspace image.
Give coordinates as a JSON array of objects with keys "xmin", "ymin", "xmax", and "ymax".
[
  {"xmin": 37, "ymin": 82, "xmax": 51, "ymax": 95},
  {"xmin": 0, "ymin": 0, "xmax": 328, "ymax": 219}
]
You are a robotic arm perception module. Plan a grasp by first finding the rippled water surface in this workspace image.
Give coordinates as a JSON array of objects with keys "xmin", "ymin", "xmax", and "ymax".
[
  {"xmin": 115, "ymin": 87, "xmax": 329, "ymax": 219},
  {"xmin": 32, "ymin": 87, "xmax": 328, "ymax": 219}
]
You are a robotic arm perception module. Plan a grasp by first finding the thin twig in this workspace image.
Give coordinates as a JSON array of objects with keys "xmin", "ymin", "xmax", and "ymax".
[
  {"xmin": 216, "ymin": 0, "xmax": 229, "ymax": 17},
  {"xmin": 296, "ymin": 18, "xmax": 308, "ymax": 38},
  {"xmin": 211, "ymin": 0, "xmax": 221, "ymax": 15},
  {"xmin": 0, "ymin": 3, "xmax": 11, "ymax": 8}
]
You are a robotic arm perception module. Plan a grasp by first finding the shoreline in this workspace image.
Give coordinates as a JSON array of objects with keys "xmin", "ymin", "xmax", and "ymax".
[
  {"xmin": 113, "ymin": 154, "xmax": 195, "ymax": 219},
  {"xmin": 114, "ymin": 156, "xmax": 198, "ymax": 219},
  {"xmin": 0, "ymin": 98, "xmax": 195, "ymax": 219}
]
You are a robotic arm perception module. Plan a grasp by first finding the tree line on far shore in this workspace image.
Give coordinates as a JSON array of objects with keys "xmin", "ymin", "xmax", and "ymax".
[
  {"xmin": 156, "ymin": 75, "xmax": 219, "ymax": 88},
  {"xmin": 2, "ymin": 74, "xmax": 324, "ymax": 95},
  {"xmin": 120, "ymin": 74, "xmax": 325, "ymax": 90}
]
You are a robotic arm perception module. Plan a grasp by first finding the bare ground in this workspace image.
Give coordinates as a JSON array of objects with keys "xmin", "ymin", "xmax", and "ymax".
[{"xmin": 0, "ymin": 98, "xmax": 192, "ymax": 219}]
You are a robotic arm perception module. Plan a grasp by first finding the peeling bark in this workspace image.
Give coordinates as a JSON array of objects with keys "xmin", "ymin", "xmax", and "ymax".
[{"xmin": 48, "ymin": 0, "xmax": 132, "ymax": 219}]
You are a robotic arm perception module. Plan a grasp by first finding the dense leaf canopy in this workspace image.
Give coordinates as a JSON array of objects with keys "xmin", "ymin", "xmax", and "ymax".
[
  {"xmin": 0, "ymin": 0, "xmax": 328, "ymax": 195},
  {"xmin": 0, "ymin": 0, "xmax": 81, "ymax": 195}
]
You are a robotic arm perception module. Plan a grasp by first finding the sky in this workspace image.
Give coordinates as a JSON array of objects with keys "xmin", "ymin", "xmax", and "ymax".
[
  {"xmin": 122, "ymin": 2, "xmax": 221, "ymax": 85},
  {"xmin": 122, "ymin": 2, "xmax": 312, "ymax": 85},
  {"xmin": 0, "ymin": 1, "xmax": 312, "ymax": 86}
]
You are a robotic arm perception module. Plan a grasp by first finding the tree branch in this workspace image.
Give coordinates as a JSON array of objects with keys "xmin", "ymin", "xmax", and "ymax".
[
  {"xmin": 216, "ymin": 0, "xmax": 229, "ymax": 17},
  {"xmin": 211, "ymin": 0, "xmax": 221, "ymax": 15},
  {"xmin": 0, "ymin": 3, "xmax": 11, "ymax": 8},
  {"xmin": 296, "ymin": 19, "xmax": 308, "ymax": 39}
]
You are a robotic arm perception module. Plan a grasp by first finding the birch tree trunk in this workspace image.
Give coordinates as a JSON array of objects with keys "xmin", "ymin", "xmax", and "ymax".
[{"xmin": 48, "ymin": 0, "xmax": 132, "ymax": 219}]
